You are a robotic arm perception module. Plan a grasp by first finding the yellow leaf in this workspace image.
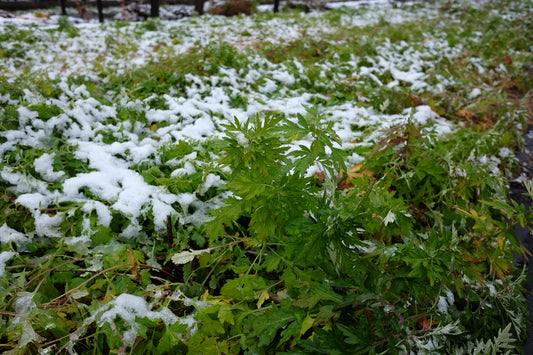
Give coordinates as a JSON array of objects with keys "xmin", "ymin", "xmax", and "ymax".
[
  {"xmin": 257, "ymin": 289, "xmax": 270, "ymax": 309},
  {"xmin": 201, "ymin": 289, "xmax": 209, "ymax": 303},
  {"xmin": 206, "ymin": 297, "xmax": 233, "ymax": 306},
  {"xmin": 497, "ymin": 235, "xmax": 505, "ymax": 250},
  {"xmin": 150, "ymin": 123, "xmax": 158, "ymax": 132},
  {"xmin": 300, "ymin": 314, "xmax": 314, "ymax": 335},
  {"xmin": 456, "ymin": 109, "xmax": 473, "ymax": 120}
]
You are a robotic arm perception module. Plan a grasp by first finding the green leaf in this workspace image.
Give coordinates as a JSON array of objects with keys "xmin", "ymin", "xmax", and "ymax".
[
  {"xmin": 300, "ymin": 313, "xmax": 315, "ymax": 336},
  {"xmin": 250, "ymin": 305, "xmax": 298, "ymax": 347},
  {"xmin": 292, "ymin": 283, "xmax": 343, "ymax": 309},
  {"xmin": 195, "ymin": 306, "xmax": 226, "ymax": 336},
  {"xmin": 157, "ymin": 323, "xmax": 187, "ymax": 353},
  {"xmin": 218, "ymin": 306, "xmax": 235, "ymax": 325},
  {"xmin": 337, "ymin": 323, "xmax": 362, "ymax": 345},
  {"xmin": 187, "ymin": 332, "xmax": 229, "ymax": 354},
  {"xmin": 220, "ymin": 275, "xmax": 268, "ymax": 302},
  {"xmin": 91, "ymin": 226, "xmax": 113, "ymax": 244}
]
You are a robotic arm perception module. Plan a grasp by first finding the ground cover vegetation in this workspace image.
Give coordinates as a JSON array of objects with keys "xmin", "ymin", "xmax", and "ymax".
[{"xmin": 1, "ymin": 0, "xmax": 533, "ymax": 353}]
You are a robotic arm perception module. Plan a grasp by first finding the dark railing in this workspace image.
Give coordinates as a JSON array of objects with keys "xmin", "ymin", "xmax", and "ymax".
[
  {"xmin": 0, "ymin": 0, "xmax": 284, "ymax": 22},
  {"xmin": 0, "ymin": 0, "xmax": 194, "ymax": 11}
]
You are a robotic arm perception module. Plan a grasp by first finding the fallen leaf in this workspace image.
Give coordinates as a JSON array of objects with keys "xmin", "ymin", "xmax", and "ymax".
[
  {"xmin": 314, "ymin": 171, "xmax": 325, "ymax": 183},
  {"xmin": 419, "ymin": 318, "xmax": 437, "ymax": 331},
  {"xmin": 503, "ymin": 55, "xmax": 513, "ymax": 64},
  {"xmin": 338, "ymin": 164, "xmax": 374, "ymax": 190},
  {"xmin": 455, "ymin": 109, "xmax": 473, "ymax": 120}
]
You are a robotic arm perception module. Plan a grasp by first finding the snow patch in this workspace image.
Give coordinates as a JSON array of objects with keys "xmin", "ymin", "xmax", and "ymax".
[
  {"xmin": 34, "ymin": 153, "xmax": 65, "ymax": 182},
  {"xmin": 0, "ymin": 251, "xmax": 17, "ymax": 278},
  {"xmin": 89, "ymin": 294, "xmax": 186, "ymax": 345},
  {"xmin": 0, "ymin": 224, "xmax": 29, "ymax": 248}
]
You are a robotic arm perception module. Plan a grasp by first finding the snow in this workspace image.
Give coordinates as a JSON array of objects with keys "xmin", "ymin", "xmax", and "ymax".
[
  {"xmin": 81, "ymin": 200, "xmax": 112, "ymax": 227},
  {"xmin": 469, "ymin": 88, "xmax": 482, "ymax": 99},
  {"xmin": 437, "ymin": 288, "xmax": 455, "ymax": 314},
  {"xmin": 0, "ymin": 251, "xmax": 17, "ymax": 278},
  {"xmin": 437, "ymin": 296, "xmax": 448, "ymax": 313},
  {"xmin": 499, "ymin": 147, "xmax": 513, "ymax": 159},
  {"xmin": 171, "ymin": 162, "xmax": 197, "ymax": 177},
  {"xmin": 15, "ymin": 193, "xmax": 50, "ymax": 212},
  {"xmin": 0, "ymin": 0, "xmax": 522, "ymax": 344},
  {"xmin": 0, "ymin": 0, "xmax": 509, "ymax": 244},
  {"xmin": 487, "ymin": 282, "xmax": 497, "ymax": 297},
  {"xmin": 178, "ymin": 117, "xmax": 217, "ymax": 140},
  {"xmin": 0, "ymin": 224, "xmax": 30, "ymax": 247},
  {"xmin": 17, "ymin": 107, "xmax": 38, "ymax": 128},
  {"xmin": 272, "ymin": 71, "xmax": 296, "ymax": 86},
  {"xmin": 34, "ymin": 153, "xmax": 65, "ymax": 182},
  {"xmin": 90, "ymin": 293, "xmax": 184, "ymax": 345},
  {"xmin": 34, "ymin": 213, "xmax": 65, "ymax": 238},
  {"xmin": 176, "ymin": 192, "xmax": 196, "ymax": 212},
  {"xmin": 327, "ymin": 0, "xmax": 394, "ymax": 9},
  {"xmin": 1, "ymin": 167, "xmax": 49, "ymax": 195},
  {"xmin": 199, "ymin": 173, "xmax": 225, "ymax": 195}
]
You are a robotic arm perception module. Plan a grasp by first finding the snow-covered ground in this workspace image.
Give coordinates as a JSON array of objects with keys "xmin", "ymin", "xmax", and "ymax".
[
  {"xmin": 0, "ymin": 1, "xmax": 468, "ymax": 242},
  {"xmin": 0, "ymin": 0, "xmax": 530, "ymax": 344}
]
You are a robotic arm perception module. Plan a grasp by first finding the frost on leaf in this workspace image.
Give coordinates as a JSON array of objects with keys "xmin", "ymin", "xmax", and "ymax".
[
  {"xmin": 382, "ymin": 211, "xmax": 396, "ymax": 226},
  {"xmin": 171, "ymin": 249, "xmax": 211, "ymax": 265}
]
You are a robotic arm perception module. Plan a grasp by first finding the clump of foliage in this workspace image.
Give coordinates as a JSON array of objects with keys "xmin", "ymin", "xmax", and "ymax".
[
  {"xmin": 209, "ymin": 0, "xmax": 253, "ymax": 16},
  {"xmin": 284, "ymin": 0, "xmax": 328, "ymax": 12},
  {"xmin": 166, "ymin": 109, "xmax": 529, "ymax": 354}
]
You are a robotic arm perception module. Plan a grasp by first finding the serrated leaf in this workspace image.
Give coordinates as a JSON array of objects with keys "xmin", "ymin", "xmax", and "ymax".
[
  {"xmin": 337, "ymin": 323, "xmax": 361, "ymax": 345},
  {"xmin": 220, "ymin": 275, "xmax": 268, "ymax": 302},
  {"xmin": 292, "ymin": 283, "xmax": 343, "ymax": 309},
  {"xmin": 157, "ymin": 323, "xmax": 187, "ymax": 353},
  {"xmin": 218, "ymin": 306, "xmax": 235, "ymax": 325},
  {"xmin": 252, "ymin": 307, "xmax": 296, "ymax": 347}
]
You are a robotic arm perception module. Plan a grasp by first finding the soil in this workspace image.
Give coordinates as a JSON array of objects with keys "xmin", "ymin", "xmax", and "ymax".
[
  {"xmin": 511, "ymin": 124, "xmax": 533, "ymax": 352},
  {"xmin": 509, "ymin": 67, "xmax": 533, "ymax": 351}
]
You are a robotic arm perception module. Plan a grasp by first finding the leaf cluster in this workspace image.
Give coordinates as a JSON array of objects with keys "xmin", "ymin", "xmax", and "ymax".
[{"xmin": 169, "ymin": 110, "xmax": 530, "ymax": 354}]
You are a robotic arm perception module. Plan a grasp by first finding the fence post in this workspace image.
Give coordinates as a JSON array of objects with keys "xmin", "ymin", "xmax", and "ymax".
[
  {"xmin": 195, "ymin": 0, "xmax": 204, "ymax": 15},
  {"xmin": 59, "ymin": 0, "xmax": 67, "ymax": 15},
  {"xmin": 150, "ymin": 0, "xmax": 159, "ymax": 17},
  {"xmin": 96, "ymin": 0, "xmax": 103, "ymax": 22}
]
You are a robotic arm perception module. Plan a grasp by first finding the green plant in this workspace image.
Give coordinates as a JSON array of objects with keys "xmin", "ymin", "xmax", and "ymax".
[
  {"xmin": 57, "ymin": 16, "xmax": 79, "ymax": 37},
  {"xmin": 175, "ymin": 109, "xmax": 528, "ymax": 354},
  {"xmin": 207, "ymin": 108, "xmax": 345, "ymax": 241}
]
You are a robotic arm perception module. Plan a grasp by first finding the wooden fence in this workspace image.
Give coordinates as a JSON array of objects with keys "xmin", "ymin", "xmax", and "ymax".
[
  {"xmin": 0, "ymin": 0, "xmax": 196, "ymax": 10},
  {"xmin": 0, "ymin": 0, "xmax": 283, "ymax": 21}
]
